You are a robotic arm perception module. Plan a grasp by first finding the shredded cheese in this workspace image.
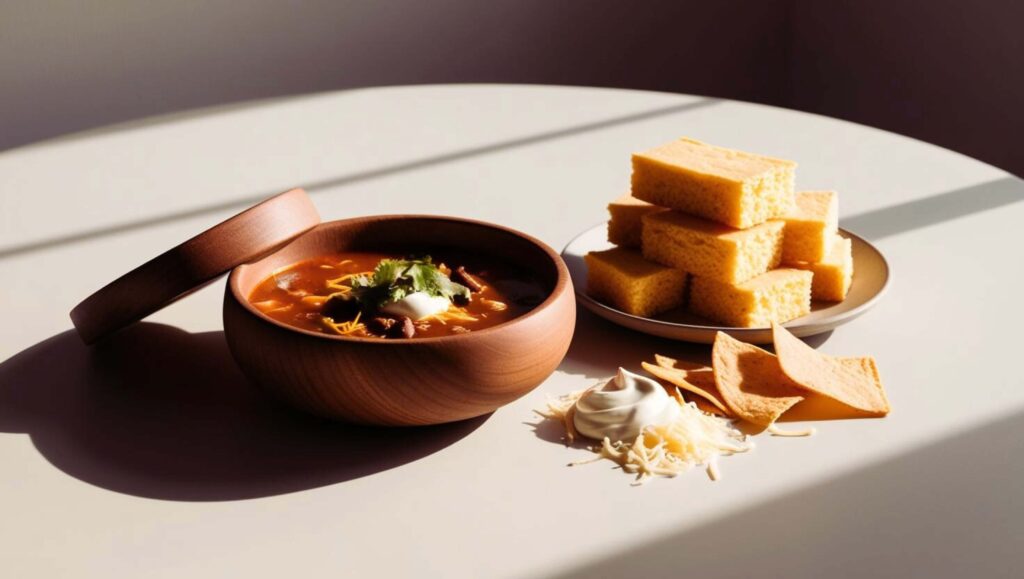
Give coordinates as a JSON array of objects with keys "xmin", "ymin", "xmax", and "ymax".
[
  {"xmin": 707, "ymin": 460, "xmax": 721, "ymax": 481},
  {"xmin": 535, "ymin": 390, "xmax": 586, "ymax": 444},
  {"xmin": 321, "ymin": 311, "xmax": 365, "ymax": 336},
  {"xmin": 300, "ymin": 291, "xmax": 350, "ymax": 307},
  {"xmin": 589, "ymin": 403, "xmax": 751, "ymax": 484},
  {"xmin": 325, "ymin": 271, "xmax": 372, "ymax": 294},
  {"xmin": 301, "ymin": 295, "xmax": 330, "ymax": 307},
  {"xmin": 480, "ymin": 298, "xmax": 508, "ymax": 312},
  {"xmin": 252, "ymin": 299, "xmax": 293, "ymax": 314},
  {"xmin": 766, "ymin": 424, "xmax": 817, "ymax": 437},
  {"xmin": 538, "ymin": 389, "xmax": 752, "ymax": 484},
  {"xmin": 427, "ymin": 306, "xmax": 480, "ymax": 325}
]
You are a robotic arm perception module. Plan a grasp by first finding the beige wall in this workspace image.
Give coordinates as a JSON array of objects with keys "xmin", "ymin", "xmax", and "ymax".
[{"xmin": 2, "ymin": 1, "xmax": 1021, "ymax": 175}]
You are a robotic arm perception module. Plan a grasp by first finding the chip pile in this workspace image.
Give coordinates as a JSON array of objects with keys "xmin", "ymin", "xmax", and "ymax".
[{"xmin": 644, "ymin": 323, "xmax": 890, "ymax": 431}]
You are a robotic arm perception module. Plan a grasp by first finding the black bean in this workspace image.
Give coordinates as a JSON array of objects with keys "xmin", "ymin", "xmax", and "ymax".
[
  {"xmin": 398, "ymin": 316, "xmax": 415, "ymax": 339},
  {"xmin": 369, "ymin": 316, "xmax": 396, "ymax": 334},
  {"xmin": 322, "ymin": 295, "xmax": 360, "ymax": 322}
]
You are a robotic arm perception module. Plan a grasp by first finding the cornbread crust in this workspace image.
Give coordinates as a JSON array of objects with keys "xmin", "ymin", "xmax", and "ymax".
[
  {"xmin": 782, "ymin": 191, "xmax": 839, "ymax": 263},
  {"xmin": 791, "ymin": 236, "xmax": 853, "ymax": 301},
  {"xmin": 631, "ymin": 138, "xmax": 796, "ymax": 229},
  {"xmin": 689, "ymin": 269, "xmax": 812, "ymax": 327},
  {"xmin": 607, "ymin": 193, "xmax": 667, "ymax": 248},
  {"xmin": 585, "ymin": 247, "xmax": 687, "ymax": 317},
  {"xmin": 642, "ymin": 211, "xmax": 784, "ymax": 284}
]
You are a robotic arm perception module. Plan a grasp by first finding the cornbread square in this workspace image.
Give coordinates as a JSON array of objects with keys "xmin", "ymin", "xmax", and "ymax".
[
  {"xmin": 791, "ymin": 236, "xmax": 854, "ymax": 301},
  {"xmin": 642, "ymin": 211, "xmax": 784, "ymax": 284},
  {"xmin": 782, "ymin": 191, "xmax": 839, "ymax": 263},
  {"xmin": 585, "ymin": 247, "xmax": 687, "ymax": 317},
  {"xmin": 632, "ymin": 138, "xmax": 797, "ymax": 228},
  {"xmin": 689, "ymin": 269, "xmax": 812, "ymax": 327},
  {"xmin": 607, "ymin": 193, "xmax": 667, "ymax": 248}
]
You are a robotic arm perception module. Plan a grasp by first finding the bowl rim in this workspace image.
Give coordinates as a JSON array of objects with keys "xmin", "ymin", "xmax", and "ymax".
[{"xmin": 228, "ymin": 214, "xmax": 571, "ymax": 344}]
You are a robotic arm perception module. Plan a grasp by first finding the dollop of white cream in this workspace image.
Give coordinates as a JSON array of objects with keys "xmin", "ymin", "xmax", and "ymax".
[
  {"xmin": 573, "ymin": 368, "xmax": 681, "ymax": 441},
  {"xmin": 380, "ymin": 292, "xmax": 451, "ymax": 320}
]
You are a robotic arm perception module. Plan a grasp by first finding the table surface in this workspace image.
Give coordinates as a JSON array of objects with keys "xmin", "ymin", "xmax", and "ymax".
[{"xmin": 1, "ymin": 85, "xmax": 1022, "ymax": 579}]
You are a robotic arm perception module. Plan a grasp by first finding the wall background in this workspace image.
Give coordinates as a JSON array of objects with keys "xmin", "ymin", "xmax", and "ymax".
[{"xmin": 2, "ymin": 0, "xmax": 1021, "ymax": 175}]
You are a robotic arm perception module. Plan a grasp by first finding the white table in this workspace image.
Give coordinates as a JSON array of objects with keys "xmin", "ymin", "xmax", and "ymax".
[{"xmin": 1, "ymin": 85, "xmax": 1022, "ymax": 578}]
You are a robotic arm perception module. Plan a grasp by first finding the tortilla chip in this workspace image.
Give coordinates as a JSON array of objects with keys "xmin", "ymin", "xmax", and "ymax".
[
  {"xmin": 653, "ymin": 354, "xmax": 710, "ymax": 373},
  {"xmin": 781, "ymin": 387, "xmax": 876, "ymax": 422},
  {"xmin": 771, "ymin": 323, "xmax": 890, "ymax": 417},
  {"xmin": 711, "ymin": 331, "xmax": 805, "ymax": 427},
  {"xmin": 642, "ymin": 360, "xmax": 732, "ymax": 416},
  {"xmin": 680, "ymin": 368, "xmax": 717, "ymax": 392},
  {"xmin": 652, "ymin": 355, "xmax": 723, "ymax": 412},
  {"xmin": 664, "ymin": 381, "xmax": 723, "ymax": 416}
]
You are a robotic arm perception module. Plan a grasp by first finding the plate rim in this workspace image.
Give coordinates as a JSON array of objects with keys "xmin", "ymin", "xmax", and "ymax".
[{"xmin": 561, "ymin": 221, "xmax": 891, "ymax": 337}]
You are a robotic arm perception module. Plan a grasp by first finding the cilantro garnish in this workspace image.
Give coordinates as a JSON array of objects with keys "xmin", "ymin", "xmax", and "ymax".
[{"xmin": 348, "ymin": 257, "xmax": 470, "ymax": 311}]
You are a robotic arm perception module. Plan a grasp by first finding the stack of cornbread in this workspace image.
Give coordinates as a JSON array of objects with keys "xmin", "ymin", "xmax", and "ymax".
[{"xmin": 586, "ymin": 138, "xmax": 854, "ymax": 327}]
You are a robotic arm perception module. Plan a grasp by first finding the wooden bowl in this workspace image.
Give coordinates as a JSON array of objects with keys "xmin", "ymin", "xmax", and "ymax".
[{"xmin": 223, "ymin": 215, "xmax": 576, "ymax": 426}]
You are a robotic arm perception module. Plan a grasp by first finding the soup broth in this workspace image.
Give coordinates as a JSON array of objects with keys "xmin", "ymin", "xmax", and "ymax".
[{"xmin": 249, "ymin": 251, "xmax": 548, "ymax": 339}]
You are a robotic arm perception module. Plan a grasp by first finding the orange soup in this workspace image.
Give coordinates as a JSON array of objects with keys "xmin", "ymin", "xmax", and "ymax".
[{"xmin": 249, "ymin": 251, "xmax": 548, "ymax": 339}]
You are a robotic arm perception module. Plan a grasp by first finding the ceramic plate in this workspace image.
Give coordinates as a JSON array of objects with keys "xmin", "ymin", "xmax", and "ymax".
[{"xmin": 562, "ymin": 224, "xmax": 890, "ymax": 344}]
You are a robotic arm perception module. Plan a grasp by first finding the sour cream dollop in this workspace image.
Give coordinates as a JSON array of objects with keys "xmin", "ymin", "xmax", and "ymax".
[
  {"xmin": 380, "ymin": 291, "xmax": 451, "ymax": 321},
  {"xmin": 573, "ymin": 368, "xmax": 680, "ymax": 441}
]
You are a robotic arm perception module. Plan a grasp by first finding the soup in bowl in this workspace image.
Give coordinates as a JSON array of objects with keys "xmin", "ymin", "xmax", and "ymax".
[{"xmin": 224, "ymin": 215, "xmax": 575, "ymax": 425}]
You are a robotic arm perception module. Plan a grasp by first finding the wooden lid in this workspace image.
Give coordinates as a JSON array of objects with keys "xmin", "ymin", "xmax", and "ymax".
[{"xmin": 70, "ymin": 188, "xmax": 320, "ymax": 344}]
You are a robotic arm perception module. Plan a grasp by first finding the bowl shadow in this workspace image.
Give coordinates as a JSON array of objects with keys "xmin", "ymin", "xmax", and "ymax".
[{"xmin": 0, "ymin": 323, "xmax": 489, "ymax": 502}]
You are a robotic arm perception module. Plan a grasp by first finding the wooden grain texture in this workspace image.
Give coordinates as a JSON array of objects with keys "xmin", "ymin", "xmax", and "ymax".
[
  {"xmin": 69, "ymin": 188, "xmax": 320, "ymax": 344},
  {"xmin": 223, "ymin": 216, "xmax": 576, "ymax": 425}
]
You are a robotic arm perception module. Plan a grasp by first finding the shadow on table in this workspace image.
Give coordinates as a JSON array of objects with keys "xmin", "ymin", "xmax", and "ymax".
[
  {"xmin": 559, "ymin": 308, "xmax": 832, "ymax": 382},
  {"xmin": 0, "ymin": 323, "xmax": 488, "ymax": 502},
  {"xmin": 0, "ymin": 98, "xmax": 720, "ymax": 261},
  {"xmin": 842, "ymin": 176, "xmax": 1024, "ymax": 241},
  {"xmin": 553, "ymin": 408, "xmax": 1024, "ymax": 579}
]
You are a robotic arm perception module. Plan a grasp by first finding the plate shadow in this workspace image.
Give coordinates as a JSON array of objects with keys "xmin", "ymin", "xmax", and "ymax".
[
  {"xmin": 559, "ymin": 308, "xmax": 832, "ymax": 382},
  {"xmin": 0, "ymin": 323, "xmax": 488, "ymax": 502}
]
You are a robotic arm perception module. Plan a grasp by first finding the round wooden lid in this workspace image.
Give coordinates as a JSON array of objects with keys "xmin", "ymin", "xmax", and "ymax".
[{"xmin": 70, "ymin": 188, "xmax": 321, "ymax": 344}]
